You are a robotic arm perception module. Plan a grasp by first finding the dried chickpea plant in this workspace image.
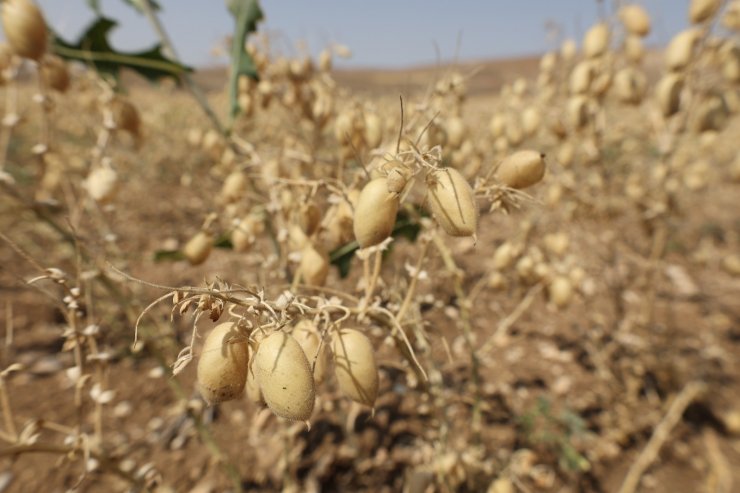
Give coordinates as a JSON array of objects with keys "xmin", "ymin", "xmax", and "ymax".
[{"xmin": 0, "ymin": 0, "xmax": 739, "ymax": 491}]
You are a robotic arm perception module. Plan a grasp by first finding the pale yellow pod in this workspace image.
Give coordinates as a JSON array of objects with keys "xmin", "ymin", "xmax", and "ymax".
[
  {"xmin": 183, "ymin": 231, "xmax": 213, "ymax": 266},
  {"xmin": 353, "ymin": 178, "xmax": 399, "ymax": 248},
  {"xmin": 489, "ymin": 113, "xmax": 506, "ymax": 138},
  {"xmin": 521, "ymin": 107, "xmax": 541, "ymax": 137},
  {"xmin": 567, "ymin": 95, "xmax": 591, "ymax": 129},
  {"xmin": 492, "ymin": 241, "xmax": 518, "ymax": 270},
  {"xmin": 232, "ymin": 214, "xmax": 263, "ymax": 252},
  {"xmin": 40, "ymin": 55, "xmax": 70, "ymax": 92},
  {"xmin": 426, "ymin": 168, "xmax": 477, "ymax": 237},
  {"xmin": 561, "ymin": 38, "xmax": 578, "ymax": 61},
  {"xmin": 84, "ymin": 167, "xmax": 118, "ymax": 203},
  {"xmin": 293, "ymin": 320, "xmax": 327, "ymax": 384},
  {"xmin": 655, "ymin": 73, "xmax": 685, "ymax": 117},
  {"xmin": 254, "ymin": 331, "xmax": 315, "ymax": 421},
  {"xmin": 539, "ymin": 52, "xmax": 557, "ymax": 73},
  {"xmin": 364, "ymin": 112, "xmax": 383, "ymax": 149},
  {"xmin": 557, "ymin": 141, "xmax": 575, "ymax": 167},
  {"xmin": 619, "ymin": 4, "xmax": 651, "ymax": 36},
  {"xmin": 496, "ymin": 150, "xmax": 546, "ymax": 190},
  {"xmin": 512, "ymin": 77, "xmax": 528, "ymax": 96},
  {"xmin": 505, "ymin": 117, "xmax": 524, "ymax": 146},
  {"xmin": 583, "ymin": 22, "xmax": 610, "ymax": 58},
  {"xmin": 445, "ymin": 116, "xmax": 466, "ymax": 150},
  {"xmin": 723, "ymin": 2, "xmax": 740, "ymax": 30},
  {"xmin": 691, "ymin": 94, "xmax": 729, "ymax": 132},
  {"xmin": 1, "ymin": 0, "xmax": 47, "ymax": 61},
  {"xmin": 591, "ymin": 71, "xmax": 613, "ymax": 98},
  {"xmin": 569, "ymin": 61, "xmax": 594, "ymax": 95},
  {"xmin": 298, "ymin": 244, "xmax": 329, "ymax": 287},
  {"xmin": 665, "ymin": 29, "xmax": 700, "ymax": 71},
  {"xmin": 196, "ymin": 322, "xmax": 249, "ymax": 405},
  {"xmin": 331, "ymin": 328, "xmax": 378, "ymax": 407},
  {"xmin": 219, "ymin": 171, "xmax": 248, "ymax": 204},
  {"xmin": 549, "ymin": 276, "xmax": 574, "ymax": 308},
  {"xmin": 721, "ymin": 46, "xmax": 740, "ymax": 83},
  {"xmin": 689, "ymin": 0, "xmax": 720, "ymax": 24},
  {"xmin": 614, "ymin": 67, "xmax": 647, "ymax": 105}
]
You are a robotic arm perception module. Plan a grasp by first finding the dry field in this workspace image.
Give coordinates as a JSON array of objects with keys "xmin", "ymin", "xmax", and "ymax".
[{"xmin": 1, "ymin": 1, "xmax": 740, "ymax": 492}]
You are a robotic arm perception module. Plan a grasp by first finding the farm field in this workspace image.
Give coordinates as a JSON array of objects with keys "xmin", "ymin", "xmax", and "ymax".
[{"xmin": 0, "ymin": 1, "xmax": 740, "ymax": 492}]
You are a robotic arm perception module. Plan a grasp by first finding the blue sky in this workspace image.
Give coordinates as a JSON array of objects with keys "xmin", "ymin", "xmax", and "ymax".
[{"xmin": 33, "ymin": 0, "xmax": 694, "ymax": 68}]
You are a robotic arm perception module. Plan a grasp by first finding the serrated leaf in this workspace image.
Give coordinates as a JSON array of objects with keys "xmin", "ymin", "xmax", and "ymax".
[
  {"xmin": 227, "ymin": 0, "xmax": 264, "ymax": 125},
  {"xmin": 52, "ymin": 17, "xmax": 191, "ymax": 83}
]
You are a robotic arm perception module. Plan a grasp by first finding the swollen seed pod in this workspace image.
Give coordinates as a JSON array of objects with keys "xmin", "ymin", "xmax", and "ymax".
[
  {"xmin": 496, "ymin": 150, "xmax": 546, "ymax": 190},
  {"xmin": 219, "ymin": 171, "xmax": 248, "ymax": 204},
  {"xmin": 690, "ymin": 0, "xmax": 720, "ymax": 24},
  {"xmin": 84, "ymin": 167, "xmax": 118, "ymax": 203},
  {"xmin": 567, "ymin": 95, "xmax": 591, "ymax": 129},
  {"xmin": 583, "ymin": 23, "xmax": 610, "ymax": 58},
  {"xmin": 353, "ymin": 178, "xmax": 399, "ymax": 248},
  {"xmin": 614, "ymin": 67, "xmax": 647, "ymax": 105},
  {"xmin": 666, "ymin": 29, "xmax": 700, "ymax": 71},
  {"xmin": 426, "ymin": 168, "xmax": 477, "ymax": 237},
  {"xmin": 232, "ymin": 214, "xmax": 263, "ymax": 253},
  {"xmin": 183, "ymin": 231, "xmax": 213, "ymax": 266},
  {"xmin": 364, "ymin": 112, "xmax": 383, "ymax": 149},
  {"xmin": 540, "ymin": 52, "xmax": 557, "ymax": 73},
  {"xmin": 692, "ymin": 94, "xmax": 729, "ymax": 132},
  {"xmin": 489, "ymin": 113, "xmax": 506, "ymax": 138},
  {"xmin": 557, "ymin": 141, "xmax": 575, "ymax": 167},
  {"xmin": 492, "ymin": 241, "xmax": 518, "ymax": 270},
  {"xmin": 1, "ymin": 0, "xmax": 47, "ymax": 61},
  {"xmin": 655, "ymin": 73, "xmax": 685, "ymax": 117},
  {"xmin": 619, "ymin": 4, "xmax": 651, "ymax": 36},
  {"xmin": 254, "ymin": 331, "xmax": 315, "ymax": 421},
  {"xmin": 549, "ymin": 276, "xmax": 574, "ymax": 308},
  {"xmin": 293, "ymin": 320, "xmax": 327, "ymax": 385},
  {"xmin": 386, "ymin": 166, "xmax": 409, "ymax": 194},
  {"xmin": 561, "ymin": 38, "xmax": 577, "ymax": 61},
  {"xmin": 40, "ymin": 55, "xmax": 70, "ymax": 92},
  {"xmin": 331, "ymin": 329, "xmax": 378, "ymax": 407},
  {"xmin": 196, "ymin": 322, "xmax": 249, "ymax": 405},
  {"xmin": 570, "ymin": 61, "xmax": 594, "ymax": 95},
  {"xmin": 445, "ymin": 116, "xmax": 466, "ymax": 149},
  {"xmin": 298, "ymin": 244, "xmax": 329, "ymax": 287},
  {"xmin": 521, "ymin": 107, "xmax": 541, "ymax": 137}
]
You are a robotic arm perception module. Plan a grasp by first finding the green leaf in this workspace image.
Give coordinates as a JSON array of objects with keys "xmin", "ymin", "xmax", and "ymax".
[
  {"xmin": 154, "ymin": 249, "xmax": 185, "ymax": 262},
  {"xmin": 52, "ymin": 17, "xmax": 191, "ymax": 83},
  {"xmin": 86, "ymin": 0, "xmax": 101, "ymax": 15},
  {"xmin": 226, "ymin": 0, "xmax": 264, "ymax": 124},
  {"xmin": 214, "ymin": 235, "xmax": 233, "ymax": 249}
]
